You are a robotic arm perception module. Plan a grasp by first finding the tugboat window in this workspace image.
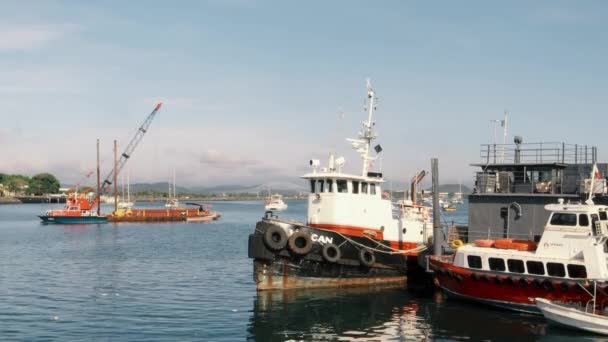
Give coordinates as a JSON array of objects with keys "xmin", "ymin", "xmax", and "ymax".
[
  {"xmin": 327, "ymin": 179, "xmax": 334, "ymax": 193},
  {"xmin": 546, "ymin": 262, "xmax": 566, "ymax": 277},
  {"xmin": 507, "ymin": 259, "xmax": 525, "ymax": 273},
  {"xmin": 567, "ymin": 264, "xmax": 587, "ymax": 279},
  {"xmin": 600, "ymin": 211, "xmax": 608, "ymax": 221},
  {"xmin": 362, "ymin": 182, "xmax": 368, "ymax": 194},
  {"xmin": 370, "ymin": 183, "xmax": 376, "ymax": 195},
  {"xmin": 337, "ymin": 180, "xmax": 348, "ymax": 193},
  {"xmin": 578, "ymin": 214, "xmax": 589, "ymax": 226},
  {"xmin": 526, "ymin": 261, "xmax": 545, "ymax": 275},
  {"xmin": 488, "ymin": 258, "xmax": 506, "ymax": 271},
  {"xmin": 550, "ymin": 213, "xmax": 577, "ymax": 226},
  {"xmin": 310, "ymin": 180, "xmax": 315, "ymax": 193},
  {"xmin": 318, "ymin": 180, "xmax": 324, "ymax": 193},
  {"xmin": 467, "ymin": 255, "xmax": 482, "ymax": 269},
  {"xmin": 352, "ymin": 181, "xmax": 359, "ymax": 194}
]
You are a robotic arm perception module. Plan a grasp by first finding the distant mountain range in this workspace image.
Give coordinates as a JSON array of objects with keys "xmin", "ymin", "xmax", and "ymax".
[
  {"xmin": 123, "ymin": 181, "xmax": 470, "ymax": 195},
  {"xmin": 125, "ymin": 180, "xmax": 308, "ymax": 195}
]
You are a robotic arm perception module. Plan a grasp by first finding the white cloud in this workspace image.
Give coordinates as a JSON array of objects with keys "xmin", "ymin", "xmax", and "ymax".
[{"xmin": 0, "ymin": 24, "xmax": 77, "ymax": 51}]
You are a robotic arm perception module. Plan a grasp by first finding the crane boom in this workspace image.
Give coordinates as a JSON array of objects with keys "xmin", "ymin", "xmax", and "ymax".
[{"xmin": 102, "ymin": 102, "xmax": 162, "ymax": 190}]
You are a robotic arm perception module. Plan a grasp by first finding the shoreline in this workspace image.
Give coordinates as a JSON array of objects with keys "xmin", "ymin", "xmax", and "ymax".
[{"xmin": 0, "ymin": 197, "xmax": 21, "ymax": 204}]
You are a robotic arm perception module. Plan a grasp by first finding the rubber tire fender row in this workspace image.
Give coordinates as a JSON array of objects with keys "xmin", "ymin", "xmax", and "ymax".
[
  {"xmin": 359, "ymin": 248, "xmax": 376, "ymax": 267},
  {"xmin": 263, "ymin": 225, "xmax": 288, "ymax": 251},
  {"xmin": 287, "ymin": 231, "xmax": 313, "ymax": 255},
  {"xmin": 321, "ymin": 243, "xmax": 341, "ymax": 263}
]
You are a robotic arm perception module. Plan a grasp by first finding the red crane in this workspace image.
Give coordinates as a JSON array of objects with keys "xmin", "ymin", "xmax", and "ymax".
[{"xmin": 101, "ymin": 102, "xmax": 162, "ymax": 191}]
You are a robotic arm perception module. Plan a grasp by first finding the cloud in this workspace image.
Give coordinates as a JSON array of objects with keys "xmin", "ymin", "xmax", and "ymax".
[{"xmin": 0, "ymin": 24, "xmax": 77, "ymax": 51}]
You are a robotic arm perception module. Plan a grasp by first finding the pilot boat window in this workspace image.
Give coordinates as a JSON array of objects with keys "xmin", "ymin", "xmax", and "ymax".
[
  {"xmin": 526, "ymin": 261, "xmax": 545, "ymax": 275},
  {"xmin": 467, "ymin": 255, "xmax": 482, "ymax": 269},
  {"xmin": 370, "ymin": 183, "xmax": 376, "ymax": 195},
  {"xmin": 327, "ymin": 179, "xmax": 334, "ymax": 193},
  {"xmin": 310, "ymin": 180, "xmax": 316, "ymax": 193},
  {"xmin": 362, "ymin": 182, "xmax": 369, "ymax": 194},
  {"xmin": 352, "ymin": 181, "xmax": 360, "ymax": 194},
  {"xmin": 507, "ymin": 259, "xmax": 525, "ymax": 273},
  {"xmin": 579, "ymin": 214, "xmax": 589, "ymax": 226},
  {"xmin": 488, "ymin": 258, "xmax": 505, "ymax": 271},
  {"xmin": 567, "ymin": 264, "xmax": 587, "ymax": 279},
  {"xmin": 546, "ymin": 262, "xmax": 566, "ymax": 277},
  {"xmin": 600, "ymin": 211, "xmax": 608, "ymax": 221},
  {"xmin": 318, "ymin": 180, "xmax": 325, "ymax": 193},
  {"xmin": 550, "ymin": 213, "xmax": 577, "ymax": 226},
  {"xmin": 337, "ymin": 180, "xmax": 348, "ymax": 193}
]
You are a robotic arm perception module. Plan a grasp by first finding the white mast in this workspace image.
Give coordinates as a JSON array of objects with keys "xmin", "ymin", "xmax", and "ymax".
[
  {"xmin": 501, "ymin": 110, "xmax": 508, "ymax": 163},
  {"xmin": 361, "ymin": 79, "xmax": 377, "ymax": 176},
  {"xmin": 345, "ymin": 79, "xmax": 379, "ymax": 177}
]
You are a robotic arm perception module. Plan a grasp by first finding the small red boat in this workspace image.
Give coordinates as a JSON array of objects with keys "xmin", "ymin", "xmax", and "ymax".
[{"xmin": 39, "ymin": 191, "xmax": 107, "ymax": 224}]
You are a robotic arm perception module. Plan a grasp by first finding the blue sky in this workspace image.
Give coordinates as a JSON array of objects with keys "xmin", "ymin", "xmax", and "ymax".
[{"xmin": 1, "ymin": 1, "xmax": 607, "ymax": 187}]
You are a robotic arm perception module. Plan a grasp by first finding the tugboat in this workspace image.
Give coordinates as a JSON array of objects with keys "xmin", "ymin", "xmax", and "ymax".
[
  {"xmin": 39, "ymin": 189, "xmax": 107, "ymax": 224},
  {"xmin": 429, "ymin": 166, "xmax": 608, "ymax": 313},
  {"xmin": 248, "ymin": 80, "xmax": 433, "ymax": 290}
]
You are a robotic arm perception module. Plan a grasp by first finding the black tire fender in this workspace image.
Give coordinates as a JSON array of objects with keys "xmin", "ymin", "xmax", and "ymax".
[
  {"xmin": 359, "ymin": 248, "xmax": 376, "ymax": 267},
  {"xmin": 263, "ymin": 225, "xmax": 288, "ymax": 251},
  {"xmin": 287, "ymin": 231, "xmax": 313, "ymax": 255},
  {"xmin": 321, "ymin": 243, "xmax": 341, "ymax": 263}
]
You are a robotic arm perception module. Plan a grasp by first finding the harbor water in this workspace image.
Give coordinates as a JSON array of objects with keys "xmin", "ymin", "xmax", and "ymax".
[{"xmin": 0, "ymin": 201, "xmax": 597, "ymax": 341}]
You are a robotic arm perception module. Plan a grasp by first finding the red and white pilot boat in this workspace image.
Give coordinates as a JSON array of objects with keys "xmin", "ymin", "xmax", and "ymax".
[
  {"xmin": 248, "ymin": 80, "xmax": 433, "ymax": 290},
  {"xmin": 430, "ymin": 175, "xmax": 608, "ymax": 313}
]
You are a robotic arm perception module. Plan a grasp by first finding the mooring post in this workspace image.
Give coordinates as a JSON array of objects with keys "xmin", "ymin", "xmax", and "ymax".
[{"xmin": 432, "ymin": 158, "xmax": 442, "ymax": 256}]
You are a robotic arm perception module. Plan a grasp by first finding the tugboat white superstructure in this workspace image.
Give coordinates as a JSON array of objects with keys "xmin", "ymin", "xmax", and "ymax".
[{"xmin": 248, "ymin": 80, "xmax": 433, "ymax": 290}]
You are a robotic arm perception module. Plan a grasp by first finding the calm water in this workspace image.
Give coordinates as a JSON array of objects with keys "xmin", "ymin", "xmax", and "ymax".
[{"xmin": 0, "ymin": 201, "xmax": 600, "ymax": 341}]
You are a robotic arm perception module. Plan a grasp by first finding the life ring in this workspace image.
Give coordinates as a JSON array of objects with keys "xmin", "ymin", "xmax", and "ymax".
[
  {"xmin": 287, "ymin": 231, "xmax": 313, "ymax": 255},
  {"xmin": 321, "ymin": 243, "xmax": 341, "ymax": 263},
  {"xmin": 359, "ymin": 248, "xmax": 376, "ymax": 267},
  {"xmin": 543, "ymin": 280, "xmax": 554, "ymax": 292},
  {"xmin": 451, "ymin": 240, "xmax": 464, "ymax": 248},
  {"xmin": 263, "ymin": 225, "xmax": 288, "ymax": 251}
]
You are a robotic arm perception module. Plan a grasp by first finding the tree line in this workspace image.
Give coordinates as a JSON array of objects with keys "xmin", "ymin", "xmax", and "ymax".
[{"xmin": 0, "ymin": 173, "xmax": 61, "ymax": 195}]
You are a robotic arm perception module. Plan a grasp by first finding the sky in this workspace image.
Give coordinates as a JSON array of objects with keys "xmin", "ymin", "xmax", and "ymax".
[{"xmin": 1, "ymin": 1, "xmax": 607, "ymax": 188}]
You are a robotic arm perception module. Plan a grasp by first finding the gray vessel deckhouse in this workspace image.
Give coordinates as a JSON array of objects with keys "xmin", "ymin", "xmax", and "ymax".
[{"xmin": 467, "ymin": 138, "xmax": 608, "ymax": 242}]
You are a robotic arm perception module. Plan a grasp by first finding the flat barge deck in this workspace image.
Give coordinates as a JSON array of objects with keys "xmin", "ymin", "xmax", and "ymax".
[{"xmin": 107, "ymin": 207, "xmax": 220, "ymax": 223}]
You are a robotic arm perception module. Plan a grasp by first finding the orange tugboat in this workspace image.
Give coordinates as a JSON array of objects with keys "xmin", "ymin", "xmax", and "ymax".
[{"xmin": 39, "ymin": 190, "xmax": 107, "ymax": 224}]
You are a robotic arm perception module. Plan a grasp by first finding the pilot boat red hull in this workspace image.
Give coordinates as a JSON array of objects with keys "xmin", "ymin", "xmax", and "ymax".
[{"xmin": 429, "ymin": 255, "xmax": 603, "ymax": 314}]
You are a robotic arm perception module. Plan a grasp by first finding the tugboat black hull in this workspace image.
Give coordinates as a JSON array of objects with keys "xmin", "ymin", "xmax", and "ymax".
[{"xmin": 248, "ymin": 218, "xmax": 429, "ymax": 290}]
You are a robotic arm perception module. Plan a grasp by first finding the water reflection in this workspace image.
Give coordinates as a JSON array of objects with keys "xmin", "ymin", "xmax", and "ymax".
[{"xmin": 247, "ymin": 285, "xmax": 574, "ymax": 341}]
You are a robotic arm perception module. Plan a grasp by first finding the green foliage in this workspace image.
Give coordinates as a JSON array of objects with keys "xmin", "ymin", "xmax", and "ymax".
[
  {"xmin": 0, "ymin": 173, "xmax": 61, "ymax": 195},
  {"xmin": 27, "ymin": 173, "xmax": 60, "ymax": 195}
]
